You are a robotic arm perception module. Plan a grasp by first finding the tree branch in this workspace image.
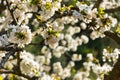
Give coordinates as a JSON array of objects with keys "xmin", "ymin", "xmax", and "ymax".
[
  {"xmin": 0, "ymin": 1, "xmax": 6, "ymax": 13},
  {"xmin": 5, "ymin": 0, "xmax": 17, "ymax": 25},
  {"xmin": 0, "ymin": 46, "xmax": 23, "ymax": 51},
  {"xmin": 93, "ymin": 0, "xmax": 103, "ymax": 9},
  {"xmin": 0, "ymin": 70, "xmax": 14, "ymax": 74},
  {"xmin": 104, "ymin": 31, "xmax": 120, "ymax": 45},
  {"xmin": 104, "ymin": 31, "xmax": 120, "ymax": 80},
  {"xmin": 104, "ymin": 6, "xmax": 120, "ymax": 13}
]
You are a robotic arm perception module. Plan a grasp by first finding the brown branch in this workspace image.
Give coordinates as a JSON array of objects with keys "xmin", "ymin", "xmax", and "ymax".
[
  {"xmin": 93, "ymin": 0, "xmax": 103, "ymax": 9},
  {"xmin": 0, "ymin": 1, "xmax": 6, "ymax": 13},
  {"xmin": 0, "ymin": 70, "xmax": 14, "ymax": 74},
  {"xmin": 5, "ymin": 0, "xmax": 17, "ymax": 25},
  {"xmin": 0, "ymin": 46, "xmax": 23, "ymax": 51},
  {"xmin": 15, "ymin": 52, "xmax": 22, "ymax": 74},
  {"xmin": 104, "ymin": 6, "xmax": 120, "ymax": 13},
  {"xmin": 104, "ymin": 31, "xmax": 120, "ymax": 45},
  {"xmin": 104, "ymin": 55, "xmax": 120, "ymax": 80},
  {"xmin": 104, "ymin": 31, "xmax": 120, "ymax": 80}
]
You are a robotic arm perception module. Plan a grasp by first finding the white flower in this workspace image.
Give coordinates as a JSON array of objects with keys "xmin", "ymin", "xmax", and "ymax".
[
  {"xmin": 67, "ymin": 26, "xmax": 75, "ymax": 35},
  {"xmin": 53, "ymin": 46, "xmax": 67, "ymax": 58},
  {"xmin": 8, "ymin": 25, "xmax": 32, "ymax": 47},
  {"xmin": 75, "ymin": 37, "xmax": 82, "ymax": 45},
  {"xmin": 67, "ymin": 61, "xmax": 75, "ymax": 68},
  {"xmin": 102, "ymin": 63, "xmax": 113, "ymax": 73},
  {"xmin": 41, "ymin": 46, "xmax": 50, "ymax": 54},
  {"xmin": 72, "ymin": 54, "xmax": 82, "ymax": 61},
  {"xmin": 53, "ymin": 50, "xmax": 62, "ymax": 58},
  {"xmin": 81, "ymin": 35, "xmax": 89, "ymax": 44},
  {"xmin": 39, "ymin": 73, "xmax": 53, "ymax": 80},
  {"xmin": 43, "ymin": 65, "xmax": 51, "ymax": 72},
  {"xmin": 73, "ymin": 72, "xmax": 82, "ymax": 80},
  {"xmin": 102, "ymin": 48, "xmax": 120, "ymax": 63},
  {"xmin": 87, "ymin": 53, "xmax": 94, "ymax": 61},
  {"xmin": 61, "ymin": 68, "xmax": 71, "ymax": 79},
  {"xmin": 0, "ymin": 34, "xmax": 9, "ymax": 46},
  {"xmin": 80, "ymin": 22, "xmax": 87, "ymax": 30},
  {"xmin": 42, "ymin": 29, "xmax": 59, "ymax": 44},
  {"xmin": 20, "ymin": 51, "xmax": 34, "ymax": 59},
  {"xmin": 74, "ymin": 26, "xmax": 81, "ymax": 33},
  {"xmin": 53, "ymin": 62, "xmax": 63, "ymax": 75},
  {"xmin": 20, "ymin": 58, "xmax": 40, "ymax": 76},
  {"xmin": 45, "ymin": 58, "xmax": 51, "ymax": 65},
  {"xmin": 90, "ymin": 31, "xmax": 99, "ymax": 40},
  {"xmin": 35, "ymin": 56, "xmax": 45, "ymax": 65},
  {"xmin": 83, "ymin": 62, "xmax": 93, "ymax": 71}
]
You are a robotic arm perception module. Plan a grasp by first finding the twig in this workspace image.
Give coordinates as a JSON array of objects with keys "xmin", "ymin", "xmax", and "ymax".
[
  {"xmin": 5, "ymin": 0, "xmax": 17, "ymax": 25},
  {"xmin": 93, "ymin": 0, "xmax": 103, "ymax": 9},
  {"xmin": 0, "ymin": 1, "xmax": 6, "ymax": 13},
  {"xmin": 15, "ymin": 51, "xmax": 22, "ymax": 75},
  {"xmin": 0, "ymin": 70, "xmax": 14, "ymax": 74},
  {"xmin": 0, "ymin": 46, "xmax": 23, "ymax": 51},
  {"xmin": 104, "ymin": 31, "xmax": 120, "ymax": 45},
  {"xmin": 104, "ymin": 6, "xmax": 120, "ymax": 13},
  {"xmin": 45, "ymin": 10, "xmax": 73, "ymax": 23}
]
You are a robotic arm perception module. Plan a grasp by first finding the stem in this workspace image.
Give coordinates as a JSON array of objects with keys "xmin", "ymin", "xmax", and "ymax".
[
  {"xmin": 104, "ymin": 31, "xmax": 120, "ymax": 45},
  {"xmin": 104, "ymin": 6, "xmax": 120, "ymax": 13},
  {"xmin": 93, "ymin": 0, "xmax": 103, "ymax": 9},
  {"xmin": 0, "ymin": 46, "xmax": 23, "ymax": 51},
  {"xmin": 5, "ymin": 0, "xmax": 17, "ymax": 25}
]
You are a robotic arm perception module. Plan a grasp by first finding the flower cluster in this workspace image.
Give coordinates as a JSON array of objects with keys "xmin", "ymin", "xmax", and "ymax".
[{"xmin": 8, "ymin": 25, "xmax": 32, "ymax": 47}]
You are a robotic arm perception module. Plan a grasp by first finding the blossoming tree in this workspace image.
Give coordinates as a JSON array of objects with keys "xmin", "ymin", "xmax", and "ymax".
[{"xmin": 0, "ymin": 0, "xmax": 120, "ymax": 80}]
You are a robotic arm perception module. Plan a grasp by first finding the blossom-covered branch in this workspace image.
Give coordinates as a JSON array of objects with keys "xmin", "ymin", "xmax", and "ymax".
[{"xmin": 5, "ymin": 0, "xmax": 17, "ymax": 25}]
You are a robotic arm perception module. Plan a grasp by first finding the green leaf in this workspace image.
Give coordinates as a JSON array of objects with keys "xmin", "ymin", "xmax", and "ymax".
[
  {"xmin": 30, "ymin": 0, "xmax": 39, "ymax": 5},
  {"xmin": 48, "ymin": 29, "xmax": 59, "ymax": 37},
  {"xmin": 98, "ymin": 7, "xmax": 104, "ymax": 18},
  {"xmin": 35, "ymin": 15, "xmax": 43, "ymax": 23}
]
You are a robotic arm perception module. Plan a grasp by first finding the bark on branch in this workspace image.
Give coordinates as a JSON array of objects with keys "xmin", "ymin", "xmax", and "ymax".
[
  {"xmin": 5, "ymin": 0, "xmax": 17, "ymax": 25},
  {"xmin": 104, "ymin": 31, "xmax": 120, "ymax": 45},
  {"xmin": 104, "ymin": 31, "xmax": 120, "ymax": 80},
  {"xmin": 104, "ymin": 6, "xmax": 120, "ymax": 13},
  {"xmin": 93, "ymin": 0, "xmax": 103, "ymax": 9}
]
